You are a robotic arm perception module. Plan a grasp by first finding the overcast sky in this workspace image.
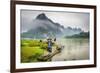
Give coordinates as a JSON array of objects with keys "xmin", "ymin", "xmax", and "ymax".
[{"xmin": 21, "ymin": 9, "xmax": 90, "ymax": 32}]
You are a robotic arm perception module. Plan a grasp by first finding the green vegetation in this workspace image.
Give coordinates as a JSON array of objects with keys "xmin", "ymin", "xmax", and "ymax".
[{"xmin": 21, "ymin": 39, "xmax": 48, "ymax": 63}]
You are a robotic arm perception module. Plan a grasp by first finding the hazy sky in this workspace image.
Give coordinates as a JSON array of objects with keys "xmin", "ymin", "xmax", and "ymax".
[{"xmin": 21, "ymin": 9, "xmax": 90, "ymax": 32}]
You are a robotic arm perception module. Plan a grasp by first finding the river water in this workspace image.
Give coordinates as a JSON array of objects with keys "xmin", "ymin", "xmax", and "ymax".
[{"xmin": 52, "ymin": 38, "xmax": 89, "ymax": 61}]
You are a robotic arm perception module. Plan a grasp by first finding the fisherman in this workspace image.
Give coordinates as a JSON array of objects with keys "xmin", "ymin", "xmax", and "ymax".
[
  {"xmin": 47, "ymin": 38, "xmax": 53, "ymax": 53},
  {"xmin": 54, "ymin": 38, "xmax": 56, "ymax": 42}
]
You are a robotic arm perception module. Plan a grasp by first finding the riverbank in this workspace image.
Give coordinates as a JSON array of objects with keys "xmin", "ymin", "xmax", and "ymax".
[{"xmin": 21, "ymin": 39, "xmax": 58, "ymax": 63}]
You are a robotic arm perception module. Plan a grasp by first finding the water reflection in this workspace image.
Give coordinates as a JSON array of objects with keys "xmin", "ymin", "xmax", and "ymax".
[{"xmin": 52, "ymin": 38, "xmax": 89, "ymax": 61}]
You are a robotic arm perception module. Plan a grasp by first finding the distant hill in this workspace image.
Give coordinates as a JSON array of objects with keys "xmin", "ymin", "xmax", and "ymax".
[
  {"xmin": 63, "ymin": 27, "xmax": 82, "ymax": 36},
  {"xmin": 21, "ymin": 13, "xmax": 83, "ymax": 39},
  {"xmin": 65, "ymin": 32, "xmax": 89, "ymax": 38}
]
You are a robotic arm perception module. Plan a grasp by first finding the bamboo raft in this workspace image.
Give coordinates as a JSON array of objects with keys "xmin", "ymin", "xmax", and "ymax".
[{"xmin": 37, "ymin": 46, "xmax": 63, "ymax": 61}]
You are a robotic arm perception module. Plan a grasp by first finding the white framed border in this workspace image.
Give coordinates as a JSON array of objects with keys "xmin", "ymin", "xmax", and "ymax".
[{"xmin": 15, "ymin": 4, "xmax": 94, "ymax": 69}]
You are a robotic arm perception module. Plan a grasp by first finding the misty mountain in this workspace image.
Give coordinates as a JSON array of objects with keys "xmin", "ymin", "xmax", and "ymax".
[
  {"xmin": 21, "ymin": 13, "xmax": 82, "ymax": 39},
  {"xmin": 63, "ymin": 27, "xmax": 82, "ymax": 36}
]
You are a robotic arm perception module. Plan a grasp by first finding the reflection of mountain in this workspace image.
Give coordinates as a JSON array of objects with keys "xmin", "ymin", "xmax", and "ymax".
[{"xmin": 21, "ymin": 13, "xmax": 83, "ymax": 39}]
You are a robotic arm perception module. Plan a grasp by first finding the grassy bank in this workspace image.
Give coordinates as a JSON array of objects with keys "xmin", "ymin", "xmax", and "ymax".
[{"xmin": 21, "ymin": 39, "xmax": 48, "ymax": 63}]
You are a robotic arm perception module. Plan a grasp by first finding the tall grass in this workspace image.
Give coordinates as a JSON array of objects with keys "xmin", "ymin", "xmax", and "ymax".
[{"xmin": 21, "ymin": 39, "xmax": 48, "ymax": 63}]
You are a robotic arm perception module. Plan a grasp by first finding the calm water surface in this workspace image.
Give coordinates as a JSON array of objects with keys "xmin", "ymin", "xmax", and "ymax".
[{"xmin": 52, "ymin": 38, "xmax": 89, "ymax": 61}]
